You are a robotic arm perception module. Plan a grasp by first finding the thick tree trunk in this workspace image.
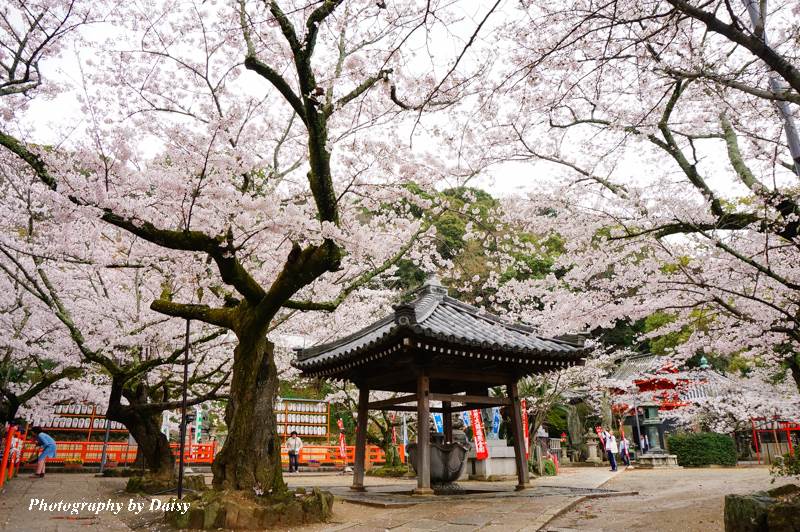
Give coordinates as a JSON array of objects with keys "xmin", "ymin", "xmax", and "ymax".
[
  {"xmin": 123, "ymin": 411, "xmax": 175, "ymax": 479},
  {"xmin": 0, "ymin": 396, "xmax": 19, "ymax": 426},
  {"xmin": 107, "ymin": 379, "xmax": 175, "ymax": 480},
  {"xmin": 212, "ymin": 325, "xmax": 283, "ymax": 492},
  {"xmin": 790, "ymin": 353, "xmax": 800, "ymax": 394}
]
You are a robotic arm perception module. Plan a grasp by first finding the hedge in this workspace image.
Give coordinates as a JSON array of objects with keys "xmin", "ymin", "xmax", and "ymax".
[{"xmin": 666, "ymin": 432, "xmax": 737, "ymax": 467}]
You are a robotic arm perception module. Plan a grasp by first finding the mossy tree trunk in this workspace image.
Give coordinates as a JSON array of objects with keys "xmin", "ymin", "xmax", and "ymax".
[
  {"xmin": 211, "ymin": 327, "xmax": 283, "ymax": 491},
  {"xmin": 107, "ymin": 377, "xmax": 176, "ymax": 480}
]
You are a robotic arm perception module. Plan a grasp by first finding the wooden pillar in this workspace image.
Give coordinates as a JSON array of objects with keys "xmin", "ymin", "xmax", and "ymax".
[
  {"xmin": 414, "ymin": 371, "xmax": 433, "ymax": 494},
  {"xmin": 443, "ymin": 401, "xmax": 453, "ymax": 443},
  {"xmin": 351, "ymin": 386, "xmax": 369, "ymax": 491},
  {"xmin": 507, "ymin": 379, "xmax": 530, "ymax": 490}
]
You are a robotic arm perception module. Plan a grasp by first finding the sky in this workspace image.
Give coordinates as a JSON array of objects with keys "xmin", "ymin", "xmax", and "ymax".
[{"xmin": 15, "ymin": 0, "xmax": 787, "ymax": 203}]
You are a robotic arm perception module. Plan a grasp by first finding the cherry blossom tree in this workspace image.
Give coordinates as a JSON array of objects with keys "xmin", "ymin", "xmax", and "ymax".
[
  {"xmin": 0, "ymin": 279, "xmax": 83, "ymax": 424},
  {"xmin": 0, "ymin": 0, "xmax": 500, "ymax": 492},
  {"xmin": 483, "ymin": 0, "xmax": 800, "ymax": 397},
  {"xmin": 0, "ymin": 153, "xmax": 235, "ymax": 478}
]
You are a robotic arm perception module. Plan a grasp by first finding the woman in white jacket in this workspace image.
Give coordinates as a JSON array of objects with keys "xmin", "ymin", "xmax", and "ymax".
[
  {"xmin": 286, "ymin": 431, "xmax": 303, "ymax": 473},
  {"xmin": 603, "ymin": 430, "xmax": 618, "ymax": 472}
]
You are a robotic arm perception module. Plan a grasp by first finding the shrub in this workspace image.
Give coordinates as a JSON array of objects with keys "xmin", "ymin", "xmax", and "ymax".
[
  {"xmin": 542, "ymin": 458, "xmax": 557, "ymax": 476},
  {"xmin": 667, "ymin": 432, "xmax": 737, "ymax": 467},
  {"xmin": 366, "ymin": 465, "xmax": 412, "ymax": 477},
  {"xmin": 771, "ymin": 453, "xmax": 800, "ymax": 481}
]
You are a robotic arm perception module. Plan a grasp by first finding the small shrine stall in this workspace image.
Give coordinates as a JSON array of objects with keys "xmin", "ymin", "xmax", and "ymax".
[
  {"xmin": 608, "ymin": 354, "xmax": 733, "ymax": 449},
  {"xmin": 292, "ymin": 278, "xmax": 587, "ymax": 494}
]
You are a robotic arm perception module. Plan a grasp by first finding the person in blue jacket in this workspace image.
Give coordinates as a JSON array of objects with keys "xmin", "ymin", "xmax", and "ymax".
[{"xmin": 29, "ymin": 427, "xmax": 56, "ymax": 478}]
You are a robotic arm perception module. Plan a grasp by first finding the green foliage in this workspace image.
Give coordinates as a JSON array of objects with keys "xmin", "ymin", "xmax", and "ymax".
[
  {"xmin": 666, "ymin": 432, "xmax": 737, "ymax": 467},
  {"xmin": 542, "ymin": 458, "xmax": 557, "ymax": 476},
  {"xmin": 383, "ymin": 445, "xmax": 403, "ymax": 467},
  {"xmin": 592, "ymin": 318, "xmax": 648, "ymax": 352},
  {"xmin": 771, "ymin": 453, "xmax": 800, "ymax": 481},
  {"xmin": 644, "ymin": 312, "xmax": 689, "ymax": 356},
  {"xmin": 366, "ymin": 464, "xmax": 412, "ymax": 477},
  {"xmin": 278, "ymin": 379, "xmax": 330, "ymax": 400},
  {"xmin": 545, "ymin": 405, "xmax": 568, "ymax": 435}
]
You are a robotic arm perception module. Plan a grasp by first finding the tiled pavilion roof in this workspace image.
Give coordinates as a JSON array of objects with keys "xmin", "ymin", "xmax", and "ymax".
[{"xmin": 293, "ymin": 278, "xmax": 586, "ymax": 378}]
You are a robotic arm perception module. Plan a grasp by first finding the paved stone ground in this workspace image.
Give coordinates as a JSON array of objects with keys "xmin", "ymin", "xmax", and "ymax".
[
  {"xmin": 0, "ymin": 467, "xmax": 622, "ymax": 531},
  {"xmin": 289, "ymin": 467, "xmax": 624, "ymax": 532},
  {"xmin": 543, "ymin": 466, "xmax": 796, "ymax": 532},
  {"xmin": 0, "ymin": 473, "xmax": 134, "ymax": 531}
]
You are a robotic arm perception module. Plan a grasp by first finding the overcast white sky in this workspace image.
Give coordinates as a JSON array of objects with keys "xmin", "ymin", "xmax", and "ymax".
[{"xmin": 17, "ymin": 1, "xmax": 765, "ymax": 202}]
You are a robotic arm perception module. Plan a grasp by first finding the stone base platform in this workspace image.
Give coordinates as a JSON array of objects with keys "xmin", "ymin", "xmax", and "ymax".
[
  {"xmin": 462, "ymin": 439, "xmax": 518, "ymax": 480},
  {"xmin": 326, "ymin": 482, "xmax": 632, "ymax": 508},
  {"xmin": 636, "ymin": 453, "xmax": 680, "ymax": 468}
]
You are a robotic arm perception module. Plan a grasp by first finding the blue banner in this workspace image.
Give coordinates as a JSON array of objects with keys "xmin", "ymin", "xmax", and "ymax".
[
  {"xmin": 462, "ymin": 411, "xmax": 471, "ymax": 428},
  {"xmin": 432, "ymin": 413, "xmax": 444, "ymax": 433},
  {"xmin": 490, "ymin": 407, "xmax": 501, "ymax": 439}
]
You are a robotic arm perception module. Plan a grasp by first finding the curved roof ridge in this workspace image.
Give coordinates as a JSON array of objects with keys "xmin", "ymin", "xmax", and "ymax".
[
  {"xmin": 294, "ymin": 313, "xmax": 397, "ymax": 360},
  {"xmin": 437, "ymin": 296, "xmax": 576, "ymax": 343},
  {"xmin": 413, "ymin": 290, "xmax": 445, "ymax": 323}
]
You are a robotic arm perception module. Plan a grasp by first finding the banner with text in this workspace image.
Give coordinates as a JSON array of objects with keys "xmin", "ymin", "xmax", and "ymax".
[
  {"xmin": 432, "ymin": 413, "xmax": 444, "ymax": 433},
  {"xmin": 490, "ymin": 407, "xmax": 501, "ymax": 439},
  {"xmin": 521, "ymin": 400, "xmax": 530, "ymax": 459},
  {"xmin": 469, "ymin": 409, "xmax": 489, "ymax": 460},
  {"xmin": 337, "ymin": 418, "xmax": 346, "ymax": 459}
]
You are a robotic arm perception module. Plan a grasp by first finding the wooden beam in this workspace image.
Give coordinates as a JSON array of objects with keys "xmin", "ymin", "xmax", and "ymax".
[
  {"xmin": 427, "ymin": 367, "xmax": 512, "ymax": 384},
  {"xmin": 359, "ymin": 359, "xmax": 416, "ymax": 389},
  {"xmin": 443, "ymin": 401, "xmax": 453, "ymax": 443},
  {"xmin": 367, "ymin": 394, "xmax": 417, "ymax": 410},
  {"xmin": 430, "ymin": 393, "xmax": 510, "ymax": 406},
  {"xmin": 507, "ymin": 379, "xmax": 530, "ymax": 490},
  {"xmin": 375, "ymin": 404, "xmax": 496, "ymax": 413},
  {"xmin": 414, "ymin": 371, "xmax": 433, "ymax": 495},
  {"xmin": 351, "ymin": 386, "xmax": 369, "ymax": 491}
]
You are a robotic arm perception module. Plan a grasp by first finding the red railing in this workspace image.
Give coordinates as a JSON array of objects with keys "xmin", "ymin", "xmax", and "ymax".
[
  {"xmin": 19, "ymin": 441, "xmax": 218, "ymax": 465},
  {"xmin": 0, "ymin": 426, "xmax": 24, "ymax": 489},
  {"xmin": 15, "ymin": 440, "xmax": 403, "ymax": 468},
  {"xmin": 281, "ymin": 444, "xmax": 405, "ymax": 466}
]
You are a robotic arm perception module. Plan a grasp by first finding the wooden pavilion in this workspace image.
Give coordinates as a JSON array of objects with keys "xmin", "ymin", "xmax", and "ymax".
[{"xmin": 292, "ymin": 278, "xmax": 587, "ymax": 494}]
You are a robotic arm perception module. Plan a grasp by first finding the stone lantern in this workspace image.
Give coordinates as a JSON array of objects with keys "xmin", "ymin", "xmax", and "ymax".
[
  {"xmin": 585, "ymin": 430, "xmax": 602, "ymax": 464},
  {"xmin": 636, "ymin": 403, "xmax": 679, "ymax": 468}
]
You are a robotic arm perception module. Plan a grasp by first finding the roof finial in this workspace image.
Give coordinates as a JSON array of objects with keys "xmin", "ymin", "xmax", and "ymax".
[
  {"xmin": 699, "ymin": 355, "xmax": 710, "ymax": 370},
  {"xmin": 423, "ymin": 274, "xmax": 447, "ymax": 295},
  {"xmin": 425, "ymin": 274, "xmax": 442, "ymax": 287}
]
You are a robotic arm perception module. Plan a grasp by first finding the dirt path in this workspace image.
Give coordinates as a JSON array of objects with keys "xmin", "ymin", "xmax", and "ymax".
[{"xmin": 544, "ymin": 467, "xmax": 795, "ymax": 532}]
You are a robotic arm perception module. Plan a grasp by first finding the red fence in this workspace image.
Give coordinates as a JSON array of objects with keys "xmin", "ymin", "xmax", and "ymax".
[
  {"xmin": 750, "ymin": 419, "xmax": 798, "ymax": 464},
  {"xmin": 282, "ymin": 444, "xmax": 405, "ymax": 467},
  {"xmin": 17, "ymin": 440, "xmax": 218, "ymax": 465},
  {"xmin": 0, "ymin": 426, "xmax": 24, "ymax": 489},
  {"xmin": 13, "ymin": 440, "xmax": 404, "ymax": 468}
]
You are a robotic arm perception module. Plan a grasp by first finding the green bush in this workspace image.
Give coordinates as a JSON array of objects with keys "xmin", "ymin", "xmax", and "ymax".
[
  {"xmin": 771, "ymin": 453, "xmax": 800, "ymax": 480},
  {"xmin": 667, "ymin": 432, "xmax": 737, "ymax": 467},
  {"xmin": 366, "ymin": 465, "xmax": 413, "ymax": 478},
  {"xmin": 542, "ymin": 458, "xmax": 557, "ymax": 476}
]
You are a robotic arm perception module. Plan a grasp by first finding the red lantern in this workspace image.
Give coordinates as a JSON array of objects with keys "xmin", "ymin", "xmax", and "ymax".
[{"xmin": 560, "ymin": 432, "xmax": 567, "ymax": 443}]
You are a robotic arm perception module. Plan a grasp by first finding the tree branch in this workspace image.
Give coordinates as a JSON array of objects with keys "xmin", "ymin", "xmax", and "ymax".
[
  {"xmin": 666, "ymin": 0, "xmax": 800, "ymax": 94},
  {"xmin": 149, "ymin": 300, "xmax": 235, "ymax": 329}
]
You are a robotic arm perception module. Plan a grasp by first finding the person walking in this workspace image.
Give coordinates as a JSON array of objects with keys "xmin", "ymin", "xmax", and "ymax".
[
  {"xmin": 639, "ymin": 434, "xmax": 648, "ymax": 454},
  {"xmin": 286, "ymin": 431, "xmax": 303, "ymax": 473},
  {"xmin": 604, "ymin": 429, "xmax": 618, "ymax": 471},
  {"xmin": 619, "ymin": 434, "xmax": 631, "ymax": 466},
  {"xmin": 28, "ymin": 427, "xmax": 56, "ymax": 478}
]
